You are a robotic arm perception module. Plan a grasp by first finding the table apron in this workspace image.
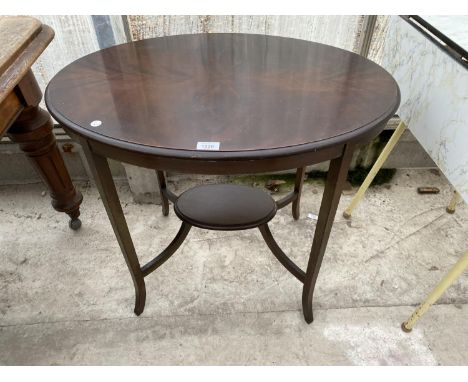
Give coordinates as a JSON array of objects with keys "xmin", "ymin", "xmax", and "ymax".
[
  {"xmin": 79, "ymin": 136, "xmax": 345, "ymax": 175},
  {"xmin": 0, "ymin": 91, "xmax": 23, "ymax": 137}
]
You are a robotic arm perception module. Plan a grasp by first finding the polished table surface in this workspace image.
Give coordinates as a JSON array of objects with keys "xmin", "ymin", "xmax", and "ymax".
[
  {"xmin": 45, "ymin": 33, "xmax": 400, "ymax": 322},
  {"xmin": 46, "ymin": 33, "xmax": 399, "ymax": 161}
]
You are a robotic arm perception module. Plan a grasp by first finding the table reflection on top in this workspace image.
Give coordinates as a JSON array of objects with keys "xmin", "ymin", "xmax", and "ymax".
[{"xmin": 46, "ymin": 33, "xmax": 399, "ymax": 153}]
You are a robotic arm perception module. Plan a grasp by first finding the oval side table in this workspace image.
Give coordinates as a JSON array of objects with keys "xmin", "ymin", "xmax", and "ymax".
[{"xmin": 45, "ymin": 33, "xmax": 400, "ymax": 323}]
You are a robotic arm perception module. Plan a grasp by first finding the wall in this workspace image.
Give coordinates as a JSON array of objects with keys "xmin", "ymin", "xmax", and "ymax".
[{"xmin": 368, "ymin": 15, "xmax": 390, "ymax": 65}]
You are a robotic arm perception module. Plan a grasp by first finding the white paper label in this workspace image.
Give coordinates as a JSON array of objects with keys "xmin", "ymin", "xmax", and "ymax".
[
  {"xmin": 90, "ymin": 120, "xmax": 102, "ymax": 127},
  {"xmin": 196, "ymin": 142, "xmax": 220, "ymax": 150},
  {"xmin": 307, "ymin": 213, "xmax": 318, "ymax": 221}
]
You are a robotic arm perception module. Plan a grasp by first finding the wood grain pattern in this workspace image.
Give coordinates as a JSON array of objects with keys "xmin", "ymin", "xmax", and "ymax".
[
  {"xmin": 6, "ymin": 70, "xmax": 83, "ymax": 226},
  {"xmin": 174, "ymin": 184, "xmax": 277, "ymax": 230},
  {"xmin": 0, "ymin": 16, "xmax": 41, "ymax": 73},
  {"xmin": 24, "ymin": 15, "xmax": 391, "ymax": 112},
  {"xmin": 0, "ymin": 17, "xmax": 54, "ymax": 104},
  {"xmin": 46, "ymin": 33, "xmax": 400, "ymax": 162},
  {"xmin": 0, "ymin": 92, "xmax": 22, "ymax": 137}
]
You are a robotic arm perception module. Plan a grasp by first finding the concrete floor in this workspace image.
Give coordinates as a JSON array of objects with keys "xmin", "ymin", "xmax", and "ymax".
[{"xmin": 0, "ymin": 169, "xmax": 467, "ymax": 365}]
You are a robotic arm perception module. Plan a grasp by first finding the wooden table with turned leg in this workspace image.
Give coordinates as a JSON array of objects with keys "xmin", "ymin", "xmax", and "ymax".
[
  {"xmin": 45, "ymin": 33, "xmax": 400, "ymax": 323},
  {"xmin": 0, "ymin": 16, "xmax": 82, "ymax": 229}
]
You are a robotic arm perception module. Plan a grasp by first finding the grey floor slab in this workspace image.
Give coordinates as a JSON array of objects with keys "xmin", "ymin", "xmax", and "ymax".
[
  {"xmin": 0, "ymin": 169, "xmax": 467, "ymax": 365},
  {"xmin": 0, "ymin": 305, "xmax": 466, "ymax": 365}
]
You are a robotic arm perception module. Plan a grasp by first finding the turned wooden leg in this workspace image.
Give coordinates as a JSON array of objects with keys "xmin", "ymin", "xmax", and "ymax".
[
  {"xmin": 302, "ymin": 145, "xmax": 354, "ymax": 323},
  {"xmin": 7, "ymin": 105, "xmax": 83, "ymax": 229}
]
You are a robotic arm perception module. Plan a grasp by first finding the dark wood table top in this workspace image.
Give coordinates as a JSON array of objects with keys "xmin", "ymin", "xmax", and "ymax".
[{"xmin": 46, "ymin": 33, "xmax": 399, "ymax": 160}]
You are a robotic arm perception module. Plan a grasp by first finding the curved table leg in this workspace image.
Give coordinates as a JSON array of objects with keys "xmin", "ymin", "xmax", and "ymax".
[
  {"xmin": 275, "ymin": 167, "xmax": 306, "ymax": 217},
  {"xmin": 81, "ymin": 141, "xmax": 146, "ymax": 315},
  {"xmin": 156, "ymin": 170, "xmax": 170, "ymax": 216},
  {"xmin": 302, "ymin": 145, "xmax": 354, "ymax": 323},
  {"xmin": 258, "ymin": 224, "xmax": 305, "ymax": 282},
  {"xmin": 292, "ymin": 167, "xmax": 306, "ymax": 220},
  {"xmin": 141, "ymin": 222, "xmax": 192, "ymax": 276}
]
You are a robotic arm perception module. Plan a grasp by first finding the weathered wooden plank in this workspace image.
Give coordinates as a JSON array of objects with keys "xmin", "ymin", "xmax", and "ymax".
[
  {"xmin": 0, "ymin": 16, "xmax": 53, "ymax": 105},
  {"xmin": 109, "ymin": 15, "xmax": 130, "ymax": 45},
  {"xmin": 0, "ymin": 91, "xmax": 22, "ymax": 138},
  {"xmin": 0, "ymin": 16, "xmax": 41, "ymax": 75},
  {"xmin": 127, "ymin": 15, "xmax": 363, "ymax": 52},
  {"xmin": 368, "ymin": 15, "xmax": 390, "ymax": 64}
]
